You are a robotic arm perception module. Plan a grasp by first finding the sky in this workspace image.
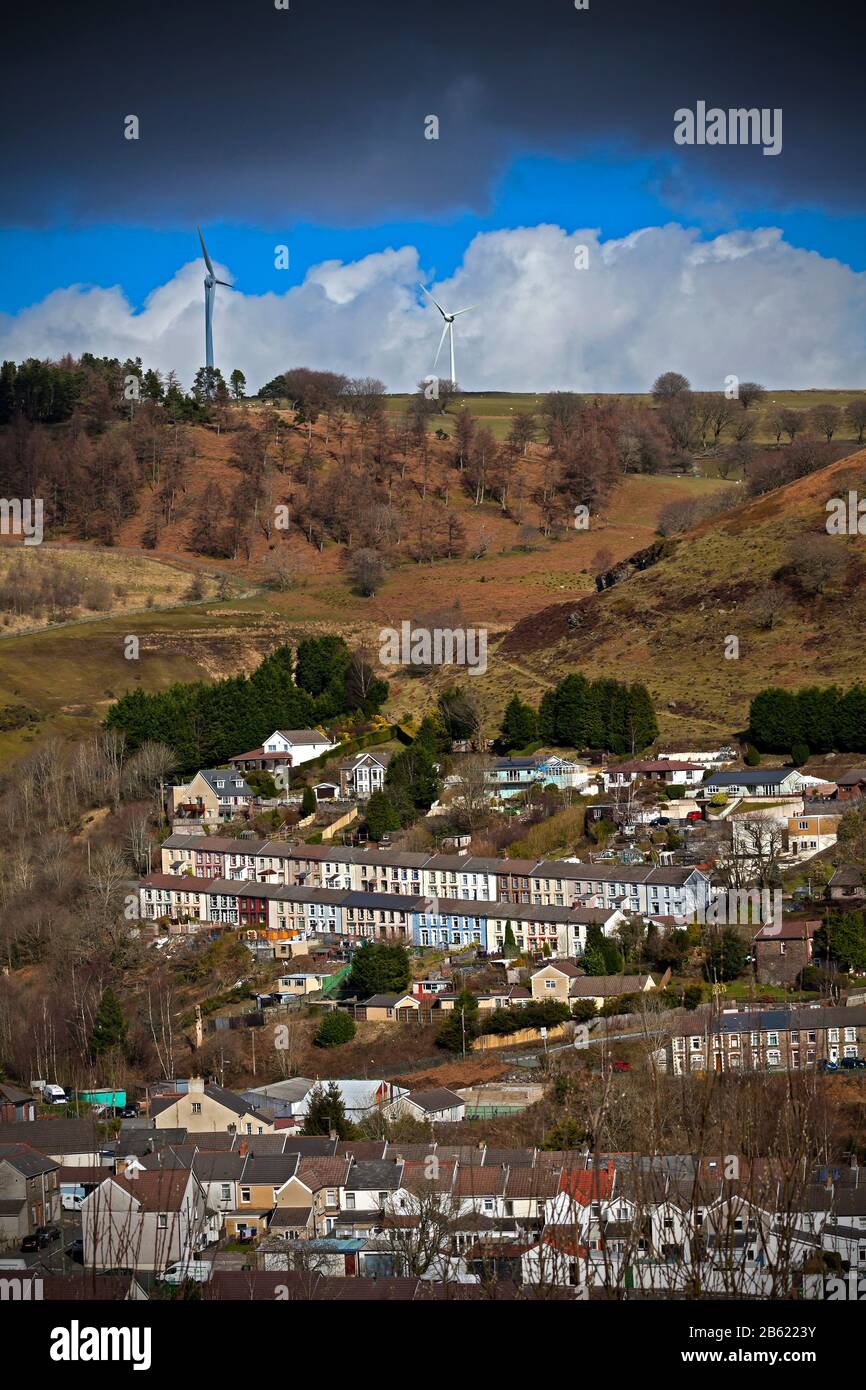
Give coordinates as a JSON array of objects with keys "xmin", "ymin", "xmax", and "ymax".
[{"xmin": 2, "ymin": 0, "xmax": 865, "ymax": 392}]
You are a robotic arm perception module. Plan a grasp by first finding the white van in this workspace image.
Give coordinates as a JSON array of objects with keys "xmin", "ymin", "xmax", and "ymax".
[
  {"xmin": 161, "ymin": 1260, "xmax": 212, "ymax": 1285},
  {"xmin": 43, "ymin": 1084, "xmax": 67, "ymax": 1105}
]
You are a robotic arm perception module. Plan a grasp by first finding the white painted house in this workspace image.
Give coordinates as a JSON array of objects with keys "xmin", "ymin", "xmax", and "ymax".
[
  {"xmin": 602, "ymin": 760, "xmax": 704, "ymax": 792},
  {"xmin": 230, "ymin": 728, "xmax": 339, "ymax": 787}
]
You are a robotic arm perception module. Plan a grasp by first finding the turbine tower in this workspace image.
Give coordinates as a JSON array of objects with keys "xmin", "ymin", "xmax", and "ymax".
[
  {"xmin": 197, "ymin": 226, "xmax": 232, "ymax": 372},
  {"xmin": 420, "ymin": 284, "xmax": 475, "ymax": 388}
]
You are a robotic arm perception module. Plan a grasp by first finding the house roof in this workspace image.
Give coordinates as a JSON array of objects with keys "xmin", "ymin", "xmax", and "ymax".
[
  {"xmin": 334, "ymin": 1140, "xmax": 388, "ymax": 1160},
  {"xmin": 339, "ymin": 750, "xmax": 393, "ymax": 771},
  {"xmin": 503, "ymin": 1167, "xmax": 561, "ymax": 1199},
  {"xmin": 274, "ymin": 730, "xmax": 334, "ymax": 744},
  {"xmin": 345, "ymin": 1160, "xmax": 404, "ymax": 1191},
  {"xmin": 607, "ymin": 760, "xmax": 702, "ymax": 774},
  {"xmin": 829, "ymin": 865, "xmax": 864, "ymax": 888},
  {"xmin": 704, "ymin": 769, "xmax": 800, "ymax": 786},
  {"xmin": 296, "ymin": 1156, "xmax": 352, "ymax": 1191},
  {"xmin": 196, "ymin": 770, "xmax": 254, "ymax": 797},
  {"xmin": 0, "ymin": 1118, "xmax": 102, "ymax": 1155},
  {"xmin": 532, "ymin": 960, "xmax": 583, "ymax": 979},
  {"xmin": 453, "ymin": 1167, "xmax": 508, "ymax": 1197},
  {"xmin": 190, "ymin": 1153, "xmax": 245, "ymax": 1181},
  {"xmin": 0, "ymin": 1083, "xmax": 32, "ymax": 1106},
  {"xmin": 360, "ymin": 993, "xmax": 417, "ymax": 1009},
  {"xmin": 114, "ymin": 1128, "xmax": 187, "ymax": 1156},
  {"xmin": 674, "ymin": 1004, "xmax": 866, "ymax": 1038},
  {"xmin": 269, "ymin": 1206, "xmax": 314, "ymax": 1227},
  {"xmin": 753, "ymin": 919, "xmax": 819, "ymax": 942},
  {"xmin": 0, "ymin": 1143, "xmax": 58, "ymax": 1177},
  {"xmin": 239, "ymin": 1154, "xmax": 299, "ymax": 1186},
  {"xmin": 139, "ymin": 873, "xmax": 212, "ymax": 891},
  {"xmin": 244, "ymin": 1078, "xmax": 315, "ymax": 1106},
  {"xmin": 404, "ymin": 1088, "xmax": 465, "ymax": 1114},
  {"xmin": 93, "ymin": 1169, "xmax": 193, "ymax": 1212},
  {"xmin": 568, "ymin": 974, "xmax": 655, "ymax": 997},
  {"xmin": 559, "ymin": 1160, "xmax": 616, "ymax": 1204}
]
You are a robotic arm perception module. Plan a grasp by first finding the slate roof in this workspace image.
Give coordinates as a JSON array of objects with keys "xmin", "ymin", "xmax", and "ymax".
[
  {"xmin": 344, "ymin": 1160, "xmax": 404, "ymax": 1191},
  {"xmin": 405, "ymin": 1088, "xmax": 465, "ymax": 1114},
  {"xmin": 0, "ymin": 1143, "xmax": 58, "ymax": 1176},
  {"xmin": 0, "ymin": 1118, "xmax": 103, "ymax": 1155}
]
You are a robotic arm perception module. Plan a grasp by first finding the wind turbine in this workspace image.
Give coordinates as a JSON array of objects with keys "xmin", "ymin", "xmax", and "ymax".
[
  {"xmin": 197, "ymin": 226, "xmax": 232, "ymax": 372},
  {"xmin": 420, "ymin": 284, "xmax": 476, "ymax": 388}
]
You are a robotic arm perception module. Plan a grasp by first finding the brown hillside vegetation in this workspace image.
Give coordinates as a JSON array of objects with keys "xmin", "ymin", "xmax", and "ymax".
[{"xmin": 497, "ymin": 446, "xmax": 866, "ymax": 744}]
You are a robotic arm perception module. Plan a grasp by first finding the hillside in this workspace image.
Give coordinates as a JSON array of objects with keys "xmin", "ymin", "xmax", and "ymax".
[
  {"xmin": 0, "ymin": 404, "xmax": 734, "ymax": 766},
  {"xmin": 496, "ymin": 446, "xmax": 866, "ymax": 745},
  {"xmin": 2, "ymin": 388, "xmax": 865, "ymax": 768}
]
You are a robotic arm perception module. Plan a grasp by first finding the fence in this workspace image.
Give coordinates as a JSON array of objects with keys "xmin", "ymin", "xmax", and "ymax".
[{"xmin": 470, "ymin": 1023, "xmax": 570, "ymax": 1052}]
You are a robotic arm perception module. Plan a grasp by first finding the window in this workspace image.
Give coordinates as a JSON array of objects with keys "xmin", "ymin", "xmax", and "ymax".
[
  {"xmin": 379, "ymin": 1191, "xmax": 389, "ymax": 1207},
  {"xmin": 326, "ymin": 1189, "xmax": 336, "ymax": 1205},
  {"xmin": 346, "ymin": 1192, "xmax": 356, "ymax": 1209},
  {"xmin": 157, "ymin": 1213, "xmax": 168, "ymax": 1229},
  {"xmin": 241, "ymin": 1187, "xmax": 251, "ymax": 1203},
  {"xmin": 191, "ymin": 1102, "xmax": 201, "ymax": 1115},
  {"xmin": 220, "ymin": 1184, "xmax": 231, "ymax": 1201},
  {"xmin": 545, "ymin": 979, "xmax": 556, "ymax": 990}
]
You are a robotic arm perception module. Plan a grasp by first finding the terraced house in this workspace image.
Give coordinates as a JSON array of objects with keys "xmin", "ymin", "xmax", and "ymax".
[
  {"xmin": 155, "ymin": 840, "xmax": 720, "ymax": 924},
  {"xmin": 667, "ymin": 1006, "xmax": 866, "ymax": 1075}
]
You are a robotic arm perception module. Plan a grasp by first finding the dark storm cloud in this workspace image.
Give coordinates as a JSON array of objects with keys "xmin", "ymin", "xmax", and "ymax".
[{"xmin": 2, "ymin": 0, "xmax": 863, "ymax": 226}]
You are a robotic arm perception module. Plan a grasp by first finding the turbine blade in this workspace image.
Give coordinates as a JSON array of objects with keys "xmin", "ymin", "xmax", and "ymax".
[
  {"xmin": 433, "ymin": 321, "xmax": 449, "ymax": 366},
  {"xmin": 197, "ymin": 226, "xmax": 215, "ymax": 277},
  {"xmin": 214, "ymin": 279, "xmax": 232, "ymax": 287},
  {"xmin": 420, "ymin": 283, "xmax": 447, "ymax": 318},
  {"xmin": 450, "ymin": 305, "xmax": 476, "ymax": 317}
]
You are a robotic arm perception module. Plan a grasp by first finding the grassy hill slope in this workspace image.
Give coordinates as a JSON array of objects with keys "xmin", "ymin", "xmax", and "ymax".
[{"xmin": 495, "ymin": 447, "xmax": 866, "ymax": 746}]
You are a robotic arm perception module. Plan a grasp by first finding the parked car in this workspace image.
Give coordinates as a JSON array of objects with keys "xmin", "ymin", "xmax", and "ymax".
[
  {"xmin": 611, "ymin": 1060, "xmax": 631, "ymax": 1072},
  {"xmin": 817, "ymin": 1059, "xmax": 839, "ymax": 1073},
  {"xmin": 119, "ymin": 1103, "xmax": 139, "ymax": 1118},
  {"xmin": 840, "ymin": 1057, "xmax": 866, "ymax": 1070},
  {"xmin": 42, "ymin": 1084, "xmax": 67, "ymax": 1106},
  {"xmin": 160, "ymin": 1260, "xmax": 213, "ymax": 1285},
  {"xmin": 21, "ymin": 1225, "xmax": 60, "ymax": 1251},
  {"xmin": 65, "ymin": 1238, "xmax": 84, "ymax": 1264},
  {"xmin": 685, "ymin": 810, "xmax": 703, "ymax": 821}
]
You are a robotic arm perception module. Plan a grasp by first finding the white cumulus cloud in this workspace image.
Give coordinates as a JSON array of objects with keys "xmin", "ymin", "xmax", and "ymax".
[{"xmin": 0, "ymin": 224, "xmax": 864, "ymax": 393}]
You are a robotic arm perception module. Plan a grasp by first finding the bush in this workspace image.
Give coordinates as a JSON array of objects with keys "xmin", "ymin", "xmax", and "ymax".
[
  {"xmin": 790, "ymin": 741, "xmax": 810, "ymax": 767},
  {"xmin": 570, "ymin": 999, "xmax": 597, "ymax": 1023},
  {"xmin": 744, "ymin": 745, "xmax": 761, "ymax": 766},
  {"xmin": 348, "ymin": 942, "xmax": 410, "ymax": 997},
  {"xmin": 682, "ymin": 982, "xmax": 704, "ymax": 1010},
  {"xmin": 314, "ymin": 1011, "xmax": 356, "ymax": 1048}
]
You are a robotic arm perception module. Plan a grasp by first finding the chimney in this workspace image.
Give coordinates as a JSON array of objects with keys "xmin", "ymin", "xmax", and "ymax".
[
  {"xmin": 188, "ymin": 1076, "xmax": 205, "ymax": 1093},
  {"xmin": 329, "ymin": 1129, "xmax": 338, "ymax": 1141},
  {"xmin": 238, "ymin": 1140, "xmax": 249, "ymax": 1157}
]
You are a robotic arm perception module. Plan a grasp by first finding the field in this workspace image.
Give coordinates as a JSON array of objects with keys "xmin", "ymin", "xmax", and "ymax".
[
  {"xmin": 385, "ymin": 389, "xmax": 866, "ymax": 443},
  {"xmin": 0, "ymin": 544, "xmax": 223, "ymax": 635}
]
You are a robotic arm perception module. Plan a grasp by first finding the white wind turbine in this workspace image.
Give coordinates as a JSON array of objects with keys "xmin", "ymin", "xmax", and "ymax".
[{"xmin": 420, "ymin": 283, "xmax": 476, "ymax": 388}]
